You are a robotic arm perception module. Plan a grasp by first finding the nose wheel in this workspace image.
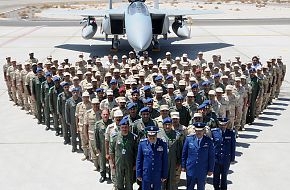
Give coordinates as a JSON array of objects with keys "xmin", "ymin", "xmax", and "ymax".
[{"xmin": 111, "ymin": 35, "xmax": 120, "ymax": 52}]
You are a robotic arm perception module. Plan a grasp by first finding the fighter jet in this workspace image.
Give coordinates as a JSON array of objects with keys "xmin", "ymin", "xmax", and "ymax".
[{"xmin": 79, "ymin": 0, "xmax": 219, "ymax": 52}]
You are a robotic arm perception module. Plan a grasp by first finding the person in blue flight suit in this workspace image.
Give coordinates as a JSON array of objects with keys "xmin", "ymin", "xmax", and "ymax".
[
  {"xmin": 136, "ymin": 126, "xmax": 168, "ymax": 190},
  {"xmin": 182, "ymin": 122, "xmax": 215, "ymax": 190},
  {"xmin": 211, "ymin": 118, "xmax": 236, "ymax": 190}
]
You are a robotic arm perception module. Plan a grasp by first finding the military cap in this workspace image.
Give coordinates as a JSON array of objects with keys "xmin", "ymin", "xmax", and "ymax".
[
  {"xmin": 277, "ymin": 56, "xmax": 282, "ymax": 60},
  {"xmin": 204, "ymin": 68, "xmax": 211, "ymax": 72},
  {"xmin": 183, "ymin": 53, "xmax": 188, "ymax": 57},
  {"xmin": 148, "ymin": 61, "xmax": 154, "ymax": 65},
  {"xmin": 110, "ymin": 79, "xmax": 117, "ymax": 84},
  {"xmin": 155, "ymin": 75, "xmax": 163, "ymax": 81},
  {"xmin": 71, "ymin": 87, "xmax": 80, "ymax": 92},
  {"xmin": 215, "ymin": 87, "xmax": 224, "ymax": 93},
  {"xmin": 165, "ymin": 52, "xmax": 171, "ymax": 55},
  {"xmin": 235, "ymin": 77, "xmax": 241, "ymax": 81},
  {"xmin": 187, "ymin": 92, "xmax": 194, "ymax": 97},
  {"xmin": 202, "ymin": 81, "xmax": 211, "ymax": 86},
  {"xmin": 166, "ymin": 75, "xmax": 173, "ymax": 80},
  {"xmin": 193, "ymin": 112, "xmax": 203, "ymax": 118},
  {"xmin": 144, "ymin": 98, "xmax": 153, "ymax": 104},
  {"xmin": 114, "ymin": 109, "xmax": 123, "ymax": 117},
  {"xmin": 92, "ymin": 98, "xmax": 100, "ymax": 104},
  {"xmin": 217, "ymin": 117, "xmax": 229, "ymax": 125},
  {"xmin": 125, "ymin": 79, "xmax": 131, "ymax": 85},
  {"xmin": 92, "ymin": 78, "xmax": 97, "ymax": 82},
  {"xmin": 198, "ymin": 52, "xmax": 203, "ymax": 55},
  {"xmin": 45, "ymin": 72, "xmax": 52, "ymax": 77},
  {"xmin": 184, "ymin": 71, "xmax": 190, "ymax": 75},
  {"xmin": 175, "ymin": 57, "xmax": 181, "ymax": 61},
  {"xmin": 191, "ymin": 83, "xmax": 199, "ymax": 89},
  {"xmin": 113, "ymin": 55, "xmax": 118, "ymax": 59},
  {"xmin": 225, "ymin": 68, "xmax": 231, "ymax": 72},
  {"xmin": 129, "ymin": 51, "xmax": 134, "ymax": 54},
  {"xmin": 131, "ymin": 89, "xmax": 139, "ymax": 95},
  {"xmin": 139, "ymin": 71, "xmax": 145, "ymax": 77},
  {"xmin": 170, "ymin": 112, "xmax": 179, "ymax": 119},
  {"xmin": 72, "ymin": 76, "xmax": 79, "ymax": 80},
  {"xmin": 157, "ymin": 58, "xmax": 162, "ymax": 63},
  {"xmin": 117, "ymin": 97, "xmax": 126, "ymax": 103},
  {"xmin": 208, "ymin": 90, "xmax": 216, "ymax": 95},
  {"xmin": 160, "ymin": 105, "xmax": 169, "ymax": 111},
  {"xmin": 52, "ymin": 76, "xmax": 60, "ymax": 82},
  {"xmin": 163, "ymin": 117, "xmax": 172, "ymax": 125},
  {"xmin": 144, "ymin": 85, "xmax": 151, "ymax": 91},
  {"xmin": 64, "ymin": 72, "xmax": 71, "ymax": 76},
  {"xmin": 249, "ymin": 68, "xmax": 256, "ymax": 73},
  {"xmin": 167, "ymin": 84, "xmax": 174, "ymax": 89},
  {"xmin": 119, "ymin": 117, "xmax": 129, "ymax": 126},
  {"xmin": 86, "ymin": 83, "xmax": 93, "ymax": 89},
  {"xmin": 198, "ymin": 104, "xmax": 206, "ymax": 110},
  {"xmin": 131, "ymin": 79, "xmax": 138, "ymax": 85},
  {"xmin": 127, "ymin": 102, "xmax": 137, "ymax": 110},
  {"xmin": 145, "ymin": 126, "xmax": 159, "ymax": 136},
  {"xmin": 175, "ymin": 70, "xmax": 181, "ymax": 75},
  {"xmin": 122, "ymin": 55, "xmax": 127, "ymax": 59},
  {"xmin": 106, "ymin": 89, "xmax": 113, "ymax": 96},
  {"xmin": 241, "ymin": 75, "xmax": 247, "ymax": 79},
  {"xmin": 113, "ymin": 68, "xmax": 120, "ymax": 73},
  {"xmin": 172, "ymin": 64, "xmax": 177, "ymax": 68},
  {"xmin": 175, "ymin": 95, "xmax": 184, "ymax": 101},
  {"xmin": 96, "ymin": 88, "xmax": 104, "ymax": 93},
  {"xmin": 155, "ymin": 86, "xmax": 163, "ymax": 93},
  {"xmin": 105, "ymin": 73, "xmax": 112, "ymax": 77},
  {"xmin": 189, "ymin": 77, "xmax": 195, "ymax": 82},
  {"xmin": 61, "ymin": 82, "xmax": 69, "ymax": 87},
  {"xmin": 225, "ymin": 85, "xmax": 233, "ymax": 91},
  {"xmin": 214, "ymin": 73, "xmax": 221, "ymax": 78},
  {"xmin": 76, "ymin": 70, "xmax": 83, "ymax": 75},
  {"xmin": 82, "ymin": 91, "xmax": 90, "ymax": 97},
  {"xmin": 85, "ymin": 71, "xmax": 92, "ymax": 75},
  {"xmin": 179, "ymin": 80, "xmax": 186, "ymax": 86},
  {"xmin": 221, "ymin": 75, "xmax": 228, "ymax": 79},
  {"xmin": 36, "ymin": 68, "xmax": 43, "ymax": 73},
  {"xmin": 193, "ymin": 122, "xmax": 207, "ymax": 131},
  {"xmin": 47, "ymin": 55, "xmax": 52, "ymax": 59},
  {"xmin": 140, "ymin": 106, "xmax": 150, "ymax": 113},
  {"xmin": 220, "ymin": 62, "xmax": 225, "ymax": 65}
]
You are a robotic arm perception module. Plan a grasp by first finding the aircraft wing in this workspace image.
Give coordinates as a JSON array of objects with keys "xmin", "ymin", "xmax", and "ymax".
[
  {"xmin": 77, "ymin": 8, "xmax": 125, "ymax": 17},
  {"xmin": 149, "ymin": 8, "xmax": 221, "ymax": 17},
  {"xmin": 49, "ymin": 7, "xmax": 126, "ymax": 17}
]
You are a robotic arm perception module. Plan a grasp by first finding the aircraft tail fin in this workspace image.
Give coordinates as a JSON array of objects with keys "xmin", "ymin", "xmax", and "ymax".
[
  {"xmin": 154, "ymin": 0, "xmax": 159, "ymax": 9},
  {"xmin": 109, "ymin": 0, "xmax": 112, "ymax": 9}
]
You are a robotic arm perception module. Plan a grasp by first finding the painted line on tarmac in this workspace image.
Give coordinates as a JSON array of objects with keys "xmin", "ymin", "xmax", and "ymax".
[{"xmin": 0, "ymin": 26, "xmax": 44, "ymax": 47}]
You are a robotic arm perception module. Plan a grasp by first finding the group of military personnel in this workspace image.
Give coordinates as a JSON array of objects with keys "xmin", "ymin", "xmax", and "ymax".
[{"xmin": 3, "ymin": 50, "xmax": 286, "ymax": 190}]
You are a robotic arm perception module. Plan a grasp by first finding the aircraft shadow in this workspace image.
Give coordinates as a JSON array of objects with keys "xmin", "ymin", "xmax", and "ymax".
[{"xmin": 55, "ymin": 40, "xmax": 233, "ymax": 61}]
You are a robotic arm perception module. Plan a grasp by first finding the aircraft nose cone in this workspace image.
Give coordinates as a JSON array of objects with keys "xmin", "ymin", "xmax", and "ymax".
[{"xmin": 125, "ymin": 13, "xmax": 152, "ymax": 51}]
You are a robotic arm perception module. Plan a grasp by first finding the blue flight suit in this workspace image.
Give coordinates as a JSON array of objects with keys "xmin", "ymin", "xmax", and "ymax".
[
  {"xmin": 182, "ymin": 134, "xmax": 215, "ymax": 190},
  {"xmin": 211, "ymin": 128, "xmax": 236, "ymax": 190},
  {"xmin": 136, "ymin": 138, "xmax": 168, "ymax": 190}
]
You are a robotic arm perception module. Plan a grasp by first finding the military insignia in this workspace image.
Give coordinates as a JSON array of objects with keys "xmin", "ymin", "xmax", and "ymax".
[
  {"xmin": 157, "ymin": 146, "xmax": 163, "ymax": 151},
  {"xmin": 225, "ymin": 137, "xmax": 231, "ymax": 139}
]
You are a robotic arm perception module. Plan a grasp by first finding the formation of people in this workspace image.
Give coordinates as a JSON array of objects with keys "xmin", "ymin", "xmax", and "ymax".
[{"xmin": 3, "ymin": 51, "xmax": 286, "ymax": 190}]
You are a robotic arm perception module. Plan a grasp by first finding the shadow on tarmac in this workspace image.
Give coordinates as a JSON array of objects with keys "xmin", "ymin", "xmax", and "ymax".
[{"xmin": 55, "ymin": 40, "xmax": 234, "ymax": 61}]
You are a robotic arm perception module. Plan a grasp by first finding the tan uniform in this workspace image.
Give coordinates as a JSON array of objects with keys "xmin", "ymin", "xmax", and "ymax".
[
  {"xmin": 216, "ymin": 96, "xmax": 229, "ymax": 118},
  {"xmin": 7, "ymin": 66, "xmax": 17, "ymax": 103},
  {"xmin": 13, "ymin": 68, "xmax": 23, "ymax": 106},
  {"xmin": 100, "ymin": 98, "xmax": 118, "ymax": 113},
  {"xmin": 223, "ymin": 94, "xmax": 237, "ymax": 129},
  {"xmin": 75, "ymin": 102, "xmax": 92, "ymax": 157},
  {"xmin": 233, "ymin": 86, "xmax": 246, "ymax": 130},
  {"xmin": 20, "ymin": 69, "xmax": 29, "ymax": 111},
  {"xmin": 84, "ymin": 108, "xmax": 102, "ymax": 168},
  {"xmin": 25, "ymin": 71, "xmax": 36, "ymax": 115}
]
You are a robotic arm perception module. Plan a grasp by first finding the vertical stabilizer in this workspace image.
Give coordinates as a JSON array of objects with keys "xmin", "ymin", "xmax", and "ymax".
[
  {"xmin": 109, "ymin": 0, "xmax": 112, "ymax": 9},
  {"xmin": 154, "ymin": 0, "xmax": 159, "ymax": 9}
]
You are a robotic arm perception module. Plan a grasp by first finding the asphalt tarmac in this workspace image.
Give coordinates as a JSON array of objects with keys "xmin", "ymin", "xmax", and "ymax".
[{"xmin": 1, "ymin": 2, "xmax": 290, "ymax": 190}]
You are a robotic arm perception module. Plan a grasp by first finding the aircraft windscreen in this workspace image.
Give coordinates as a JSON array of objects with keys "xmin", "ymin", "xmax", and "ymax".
[{"xmin": 128, "ymin": 2, "xmax": 149, "ymax": 16}]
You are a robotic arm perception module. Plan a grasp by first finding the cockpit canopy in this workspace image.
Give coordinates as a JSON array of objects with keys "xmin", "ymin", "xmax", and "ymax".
[{"xmin": 128, "ymin": 2, "xmax": 149, "ymax": 16}]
